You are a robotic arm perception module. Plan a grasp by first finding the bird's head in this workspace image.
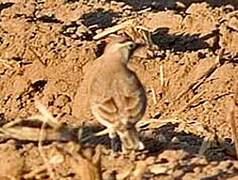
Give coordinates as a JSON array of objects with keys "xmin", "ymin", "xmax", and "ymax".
[{"xmin": 103, "ymin": 35, "xmax": 137, "ymax": 64}]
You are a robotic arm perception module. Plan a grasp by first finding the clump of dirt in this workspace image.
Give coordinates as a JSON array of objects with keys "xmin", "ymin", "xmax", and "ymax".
[
  {"xmin": 0, "ymin": 0, "xmax": 238, "ymax": 179},
  {"xmin": 0, "ymin": 140, "xmax": 24, "ymax": 179}
]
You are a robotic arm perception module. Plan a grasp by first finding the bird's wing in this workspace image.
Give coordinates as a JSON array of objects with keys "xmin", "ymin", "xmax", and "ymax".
[
  {"xmin": 88, "ymin": 63, "xmax": 120, "ymax": 123},
  {"xmin": 114, "ymin": 70, "xmax": 147, "ymax": 123}
]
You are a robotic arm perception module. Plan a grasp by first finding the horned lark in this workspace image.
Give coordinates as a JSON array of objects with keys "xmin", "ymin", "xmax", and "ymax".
[{"xmin": 73, "ymin": 36, "xmax": 147, "ymax": 152}]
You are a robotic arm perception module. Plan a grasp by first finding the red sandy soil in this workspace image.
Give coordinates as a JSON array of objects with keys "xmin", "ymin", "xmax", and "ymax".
[{"xmin": 0, "ymin": 0, "xmax": 238, "ymax": 179}]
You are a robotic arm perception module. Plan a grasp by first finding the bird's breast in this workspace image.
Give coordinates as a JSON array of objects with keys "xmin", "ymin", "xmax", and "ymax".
[{"xmin": 88, "ymin": 62, "xmax": 146, "ymax": 124}]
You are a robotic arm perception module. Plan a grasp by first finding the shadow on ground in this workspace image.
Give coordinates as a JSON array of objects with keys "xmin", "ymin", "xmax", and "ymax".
[
  {"xmin": 152, "ymin": 27, "xmax": 219, "ymax": 52},
  {"xmin": 80, "ymin": 8, "xmax": 120, "ymax": 29},
  {"xmin": 0, "ymin": 2, "xmax": 14, "ymax": 13},
  {"xmin": 80, "ymin": 123, "xmax": 237, "ymax": 162},
  {"xmin": 114, "ymin": 0, "xmax": 238, "ymax": 11}
]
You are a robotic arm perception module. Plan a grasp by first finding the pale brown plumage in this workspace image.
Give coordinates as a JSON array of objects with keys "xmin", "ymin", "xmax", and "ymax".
[{"xmin": 73, "ymin": 36, "xmax": 147, "ymax": 152}]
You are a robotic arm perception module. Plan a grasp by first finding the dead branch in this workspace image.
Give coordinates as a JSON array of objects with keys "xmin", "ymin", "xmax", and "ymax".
[{"xmin": 38, "ymin": 119, "xmax": 56, "ymax": 180}]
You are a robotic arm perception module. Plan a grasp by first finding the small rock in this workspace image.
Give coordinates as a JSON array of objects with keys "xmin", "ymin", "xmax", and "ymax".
[
  {"xmin": 171, "ymin": 136, "xmax": 180, "ymax": 143},
  {"xmin": 158, "ymin": 150, "xmax": 189, "ymax": 163},
  {"xmin": 146, "ymin": 156, "xmax": 156, "ymax": 165},
  {"xmin": 185, "ymin": 2, "xmax": 210, "ymax": 14},
  {"xmin": 54, "ymin": 94, "xmax": 70, "ymax": 108},
  {"xmin": 193, "ymin": 166, "xmax": 202, "ymax": 173},
  {"xmin": 157, "ymin": 134, "xmax": 168, "ymax": 143},
  {"xmin": 173, "ymin": 169, "xmax": 185, "ymax": 178},
  {"xmin": 0, "ymin": 142, "xmax": 24, "ymax": 179},
  {"xmin": 190, "ymin": 157, "xmax": 208, "ymax": 165},
  {"xmin": 62, "ymin": 103, "xmax": 72, "ymax": 114},
  {"xmin": 149, "ymin": 163, "xmax": 169, "ymax": 175},
  {"xmin": 218, "ymin": 160, "xmax": 232, "ymax": 170},
  {"xmin": 13, "ymin": 76, "xmax": 29, "ymax": 95},
  {"xmin": 228, "ymin": 16, "xmax": 238, "ymax": 32},
  {"xmin": 233, "ymin": 161, "xmax": 238, "ymax": 170}
]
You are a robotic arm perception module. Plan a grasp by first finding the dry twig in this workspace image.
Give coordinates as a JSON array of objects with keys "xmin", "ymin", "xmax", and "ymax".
[
  {"xmin": 38, "ymin": 118, "xmax": 56, "ymax": 180},
  {"xmin": 173, "ymin": 91, "xmax": 205, "ymax": 115},
  {"xmin": 151, "ymin": 87, "xmax": 157, "ymax": 105},
  {"xmin": 0, "ymin": 100, "xmax": 75, "ymax": 142},
  {"xmin": 93, "ymin": 19, "xmax": 153, "ymax": 46},
  {"xmin": 23, "ymin": 153, "xmax": 64, "ymax": 179},
  {"xmin": 0, "ymin": 58, "xmax": 20, "ymax": 68},
  {"xmin": 23, "ymin": 100, "xmax": 66, "ymax": 179},
  {"xmin": 93, "ymin": 20, "xmax": 135, "ymax": 40},
  {"xmin": 159, "ymin": 64, "xmax": 164, "ymax": 87}
]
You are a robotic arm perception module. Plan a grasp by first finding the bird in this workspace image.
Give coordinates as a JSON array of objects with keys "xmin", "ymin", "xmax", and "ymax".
[{"xmin": 73, "ymin": 35, "xmax": 147, "ymax": 153}]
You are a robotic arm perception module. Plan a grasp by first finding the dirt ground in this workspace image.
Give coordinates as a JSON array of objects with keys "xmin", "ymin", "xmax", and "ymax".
[{"xmin": 0, "ymin": 0, "xmax": 238, "ymax": 179}]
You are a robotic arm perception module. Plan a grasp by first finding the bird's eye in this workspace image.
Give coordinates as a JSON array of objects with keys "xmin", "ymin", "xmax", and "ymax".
[{"xmin": 128, "ymin": 43, "xmax": 135, "ymax": 49}]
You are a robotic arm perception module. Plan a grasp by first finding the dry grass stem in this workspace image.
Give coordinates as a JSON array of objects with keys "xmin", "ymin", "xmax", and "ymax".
[
  {"xmin": 24, "ymin": 163, "xmax": 49, "ymax": 179},
  {"xmin": 159, "ymin": 64, "xmax": 164, "ymax": 87},
  {"xmin": 0, "ymin": 100, "xmax": 75, "ymax": 141},
  {"xmin": 93, "ymin": 20, "xmax": 135, "ymax": 40},
  {"xmin": 0, "ymin": 126, "xmax": 73, "ymax": 141},
  {"xmin": 151, "ymin": 87, "xmax": 157, "ymax": 105},
  {"xmin": 2, "ymin": 118, "xmax": 24, "ymax": 128},
  {"xmin": 38, "ymin": 118, "xmax": 56, "ymax": 180},
  {"xmin": 137, "ymin": 117, "xmax": 181, "ymax": 129},
  {"xmin": 173, "ymin": 91, "xmax": 205, "ymax": 115},
  {"xmin": 0, "ymin": 58, "xmax": 19, "ymax": 68},
  {"xmin": 28, "ymin": 46, "xmax": 46, "ymax": 66},
  {"xmin": 24, "ymin": 153, "xmax": 64, "ymax": 179},
  {"xmin": 34, "ymin": 100, "xmax": 61, "ymax": 129}
]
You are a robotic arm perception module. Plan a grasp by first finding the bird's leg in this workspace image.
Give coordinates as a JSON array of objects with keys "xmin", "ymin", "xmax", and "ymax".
[
  {"xmin": 94, "ymin": 127, "xmax": 118, "ymax": 155},
  {"xmin": 117, "ymin": 125, "xmax": 145, "ymax": 154},
  {"xmin": 109, "ymin": 129, "xmax": 118, "ymax": 155}
]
